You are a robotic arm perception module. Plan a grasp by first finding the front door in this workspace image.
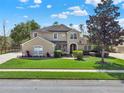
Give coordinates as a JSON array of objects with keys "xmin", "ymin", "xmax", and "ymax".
[{"xmin": 70, "ymin": 44, "xmax": 77, "ymax": 54}]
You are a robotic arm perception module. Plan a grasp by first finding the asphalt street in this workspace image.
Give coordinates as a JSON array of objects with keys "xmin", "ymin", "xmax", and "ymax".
[{"xmin": 0, "ymin": 80, "xmax": 124, "ymax": 93}]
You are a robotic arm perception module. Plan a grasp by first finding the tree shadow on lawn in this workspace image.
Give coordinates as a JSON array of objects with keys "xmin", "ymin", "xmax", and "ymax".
[
  {"xmin": 107, "ymin": 56, "xmax": 117, "ymax": 59},
  {"xmin": 94, "ymin": 61, "xmax": 124, "ymax": 81},
  {"xmin": 94, "ymin": 62, "xmax": 124, "ymax": 70},
  {"xmin": 107, "ymin": 73, "xmax": 124, "ymax": 81}
]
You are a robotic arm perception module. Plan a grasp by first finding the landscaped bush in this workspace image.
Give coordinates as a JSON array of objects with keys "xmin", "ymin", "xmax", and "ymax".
[
  {"xmin": 54, "ymin": 50, "xmax": 62, "ymax": 58},
  {"xmin": 91, "ymin": 46, "xmax": 102, "ymax": 53},
  {"xmin": 83, "ymin": 50, "xmax": 90, "ymax": 55},
  {"xmin": 72, "ymin": 50, "xmax": 83, "ymax": 60},
  {"xmin": 95, "ymin": 51, "xmax": 109, "ymax": 58},
  {"xmin": 90, "ymin": 46, "xmax": 109, "ymax": 58},
  {"xmin": 62, "ymin": 52, "xmax": 68, "ymax": 57}
]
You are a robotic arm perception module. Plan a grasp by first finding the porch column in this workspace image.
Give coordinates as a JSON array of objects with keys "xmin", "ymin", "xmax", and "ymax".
[{"xmin": 67, "ymin": 44, "xmax": 70, "ymax": 54}]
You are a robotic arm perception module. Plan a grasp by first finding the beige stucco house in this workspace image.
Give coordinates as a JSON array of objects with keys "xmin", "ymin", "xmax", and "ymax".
[{"xmin": 21, "ymin": 24, "xmax": 90, "ymax": 57}]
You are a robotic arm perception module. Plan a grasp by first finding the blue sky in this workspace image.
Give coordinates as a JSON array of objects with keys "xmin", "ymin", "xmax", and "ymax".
[{"xmin": 0, "ymin": 0, "xmax": 124, "ymax": 35}]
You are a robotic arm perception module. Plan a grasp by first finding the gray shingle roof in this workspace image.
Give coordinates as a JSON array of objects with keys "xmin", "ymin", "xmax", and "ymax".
[
  {"xmin": 33, "ymin": 24, "xmax": 71, "ymax": 32},
  {"xmin": 47, "ymin": 24, "xmax": 71, "ymax": 32},
  {"xmin": 33, "ymin": 24, "xmax": 80, "ymax": 32}
]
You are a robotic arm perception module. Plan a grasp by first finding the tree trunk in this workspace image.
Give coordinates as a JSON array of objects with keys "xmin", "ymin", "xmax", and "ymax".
[{"xmin": 101, "ymin": 48, "xmax": 105, "ymax": 62}]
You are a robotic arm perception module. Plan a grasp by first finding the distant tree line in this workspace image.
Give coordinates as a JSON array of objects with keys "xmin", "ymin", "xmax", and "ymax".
[{"xmin": 10, "ymin": 20, "xmax": 40, "ymax": 46}]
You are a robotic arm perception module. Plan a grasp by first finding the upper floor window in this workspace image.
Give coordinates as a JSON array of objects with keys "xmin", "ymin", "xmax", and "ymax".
[
  {"xmin": 33, "ymin": 32, "xmax": 38, "ymax": 38},
  {"xmin": 70, "ymin": 33, "xmax": 73, "ymax": 39},
  {"xmin": 70, "ymin": 32, "xmax": 77, "ymax": 39},
  {"xmin": 74, "ymin": 33, "xmax": 77, "ymax": 39},
  {"xmin": 53, "ymin": 33, "xmax": 58, "ymax": 40}
]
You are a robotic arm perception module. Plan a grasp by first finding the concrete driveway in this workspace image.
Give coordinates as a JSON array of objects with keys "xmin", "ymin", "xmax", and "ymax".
[
  {"xmin": 0, "ymin": 80, "xmax": 124, "ymax": 93},
  {"xmin": 0, "ymin": 52, "xmax": 22, "ymax": 64},
  {"xmin": 109, "ymin": 53, "xmax": 124, "ymax": 60}
]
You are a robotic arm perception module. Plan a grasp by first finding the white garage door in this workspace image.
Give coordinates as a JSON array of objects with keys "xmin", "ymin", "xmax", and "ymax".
[{"xmin": 33, "ymin": 45, "xmax": 43, "ymax": 56}]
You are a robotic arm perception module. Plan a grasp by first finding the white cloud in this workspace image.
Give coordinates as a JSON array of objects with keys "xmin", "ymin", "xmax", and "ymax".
[
  {"xmin": 69, "ymin": 6, "xmax": 81, "ymax": 11},
  {"xmin": 28, "ymin": 4, "xmax": 40, "ymax": 8},
  {"xmin": 61, "ymin": 11, "xmax": 70, "ymax": 15},
  {"xmin": 51, "ymin": 12, "xmax": 68, "ymax": 19},
  {"xmin": 68, "ymin": 6, "xmax": 88, "ymax": 16},
  {"xmin": 113, "ymin": 0, "xmax": 124, "ymax": 4},
  {"xmin": 51, "ymin": 6, "xmax": 88, "ymax": 19},
  {"xmin": 118, "ymin": 18, "xmax": 124, "ymax": 26},
  {"xmin": 19, "ymin": 0, "xmax": 28, "ymax": 3},
  {"xmin": 122, "ymin": 3, "xmax": 124, "ymax": 8},
  {"xmin": 85, "ymin": 0, "xmax": 124, "ymax": 6},
  {"xmin": 23, "ymin": 15, "xmax": 28, "ymax": 18},
  {"xmin": 85, "ymin": 0, "xmax": 101, "ymax": 6},
  {"xmin": 34, "ymin": 0, "xmax": 42, "ymax": 4},
  {"xmin": 72, "ymin": 10, "xmax": 88, "ymax": 16},
  {"xmin": 51, "ymin": 11, "xmax": 70, "ymax": 19},
  {"xmin": 71, "ymin": 24, "xmax": 80, "ymax": 31},
  {"xmin": 16, "ymin": 6, "xmax": 25, "ymax": 9},
  {"xmin": 68, "ymin": 24, "xmax": 87, "ymax": 32},
  {"xmin": 47, "ymin": 5, "xmax": 52, "ymax": 9}
]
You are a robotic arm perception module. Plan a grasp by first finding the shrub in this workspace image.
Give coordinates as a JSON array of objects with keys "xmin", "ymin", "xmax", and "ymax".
[
  {"xmin": 54, "ymin": 50, "xmax": 62, "ymax": 58},
  {"xmin": 72, "ymin": 50, "xmax": 83, "ymax": 60},
  {"xmin": 62, "ymin": 52, "xmax": 68, "ymax": 57},
  {"xmin": 83, "ymin": 50, "xmax": 90, "ymax": 55},
  {"xmin": 91, "ymin": 46, "xmax": 102, "ymax": 52},
  {"xmin": 95, "ymin": 51, "xmax": 109, "ymax": 58},
  {"xmin": 91, "ymin": 46, "xmax": 109, "ymax": 58}
]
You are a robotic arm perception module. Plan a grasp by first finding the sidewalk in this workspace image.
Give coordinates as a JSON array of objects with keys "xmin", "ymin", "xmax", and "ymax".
[
  {"xmin": 0, "ymin": 52, "xmax": 22, "ymax": 64},
  {"xmin": 0, "ymin": 69, "xmax": 124, "ymax": 73},
  {"xmin": 109, "ymin": 53, "xmax": 124, "ymax": 60}
]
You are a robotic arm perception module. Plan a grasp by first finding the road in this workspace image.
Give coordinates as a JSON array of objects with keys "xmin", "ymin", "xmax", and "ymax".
[{"xmin": 0, "ymin": 80, "xmax": 124, "ymax": 93}]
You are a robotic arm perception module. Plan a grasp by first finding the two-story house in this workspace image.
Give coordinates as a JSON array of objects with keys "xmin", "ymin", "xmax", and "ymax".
[{"xmin": 21, "ymin": 24, "xmax": 88, "ymax": 56}]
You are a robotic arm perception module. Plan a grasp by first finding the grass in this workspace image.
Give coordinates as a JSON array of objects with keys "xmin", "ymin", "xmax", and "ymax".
[
  {"xmin": 0, "ymin": 56, "xmax": 124, "ymax": 69},
  {"xmin": 0, "ymin": 72, "xmax": 124, "ymax": 79},
  {"xmin": 0, "ymin": 51, "xmax": 6, "ymax": 55}
]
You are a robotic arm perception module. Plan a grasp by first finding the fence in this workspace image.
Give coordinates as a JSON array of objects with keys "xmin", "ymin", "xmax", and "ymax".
[{"xmin": 0, "ymin": 47, "xmax": 21, "ymax": 54}]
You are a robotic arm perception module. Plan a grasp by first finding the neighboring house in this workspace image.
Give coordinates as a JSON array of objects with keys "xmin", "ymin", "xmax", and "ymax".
[
  {"xmin": 115, "ymin": 36, "xmax": 124, "ymax": 53},
  {"xmin": 21, "ymin": 24, "xmax": 90, "ymax": 57}
]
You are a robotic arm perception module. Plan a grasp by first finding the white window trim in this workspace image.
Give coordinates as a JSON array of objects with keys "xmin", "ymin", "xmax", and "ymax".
[
  {"xmin": 70, "ymin": 32, "xmax": 77, "ymax": 39},
  {"xmin": 33, "ymin": 32, "xmax": 38, "ymax": 38},
  {"xmin": 53, "ymin": 33, "xmax": 58, "ymax": 40}
]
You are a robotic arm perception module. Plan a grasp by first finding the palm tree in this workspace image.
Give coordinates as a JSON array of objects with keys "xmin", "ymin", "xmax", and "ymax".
[
  {"xmin": 69, "ymin": 23, "xmax": 73, "ymax": 28},
  {"xmin": 53, "ymin": 21, "xmax": 59, "ymax": 25}
]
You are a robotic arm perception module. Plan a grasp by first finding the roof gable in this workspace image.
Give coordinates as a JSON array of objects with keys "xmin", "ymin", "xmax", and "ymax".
[{"xmin": 21, "ymin": 36, "xmax": 55, "ymax": 46}]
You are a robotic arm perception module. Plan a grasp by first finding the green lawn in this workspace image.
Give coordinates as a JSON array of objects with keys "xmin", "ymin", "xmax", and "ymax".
[
  {"xmin": 0, "ymin": 51, "xmax": 6, "ymax": 55},
  {"xmin": 0, "ymin": 72, "xmax": 124, "ymax": 79},
  {"xmin": 0, "ymin": 56, "xmax": 124, "ymax": 69}
]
